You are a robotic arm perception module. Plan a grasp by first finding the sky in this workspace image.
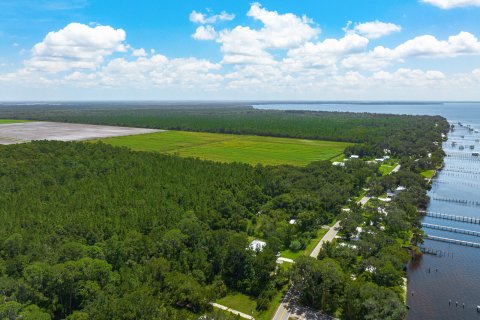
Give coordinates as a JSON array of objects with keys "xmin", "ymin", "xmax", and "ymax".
[{"xmin": 1, "ymin": 0, "xmax": 480, "ymax": 101}]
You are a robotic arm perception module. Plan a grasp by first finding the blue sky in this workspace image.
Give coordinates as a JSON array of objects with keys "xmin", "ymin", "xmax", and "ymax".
[{"xmin": 1, "ymin": 0, "xmax": 480, "ymax": 100}]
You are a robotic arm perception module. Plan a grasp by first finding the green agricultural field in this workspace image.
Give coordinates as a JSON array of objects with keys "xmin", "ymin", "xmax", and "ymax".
[
  {"xmin": 0, "ymin": 119, "xmax": 30, "ymax": 124},
  {"xmin": 96, "ymin": 131, "xmax": 351, "ymax": 166}
]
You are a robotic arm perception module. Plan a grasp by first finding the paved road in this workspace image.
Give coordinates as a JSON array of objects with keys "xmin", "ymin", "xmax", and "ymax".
[
  {"xmin": 277, "ymin": 257, "xmax": 295, "ymax": 264},
  {"xmin": 272, "ymin": 286, "xmax": 336, "ymax": 320},
  {"xmin": 390, "ymin": 164, "xmax": 401, "ymax": 174},
  {"xmin": 309, "ymin": 221, "xmax": 341, "ymax": 259},
  {"xmin": 273, "ymin": 222, "xmax": 341, "ymax": 320},
  {"xmin": 357, "ymin": 195, "xmax": 371, "ymax": 206},
  {"xmin": 272, "ymin": 194, "xmax": 371, "ymax": 319}
]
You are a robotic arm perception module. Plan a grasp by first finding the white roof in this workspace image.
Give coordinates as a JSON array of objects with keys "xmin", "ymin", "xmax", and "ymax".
[
  {"xmin": 350, "ymin": 155, "xmax": 359, "ymax": 159},
  {"xmin": 365, "ymin": 266, "xmax": 376, "ymax": 273},
  {"xmin": 396, "ymin": 186, "xmax": 406, "ymax": 191},
  {"xmin": 249, "ymin": 240, "xmax": 266, "ymax": 252},
  {"xmin": 289, "ymin": 219, "xmax": 296, "ymax": 225}
]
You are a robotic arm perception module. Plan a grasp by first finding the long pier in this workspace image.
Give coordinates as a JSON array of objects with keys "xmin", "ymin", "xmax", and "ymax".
[
  {"xmin": 423, "ymin": 211, "xmax": 480, "ymax": 224},
  {"xmin": 431, "ymin": 196, "xmax": 480, "ymax": 207},
  {"xmin": 422, "ymin": 223, "xmax": 480, "ymax": 237},
  {"xmin": 425, "ymin": 235, "xmax": 480, "ymax": 248}
]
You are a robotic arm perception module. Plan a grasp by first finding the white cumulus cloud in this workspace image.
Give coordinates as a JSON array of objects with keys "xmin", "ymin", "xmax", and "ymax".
[
  {"xmin": 192, "ymin": 25, "xmax": 218, "ymax": 40},
  {"xmin": 342, "ymin": 31, "xmax": 480, "ymax": 70},
  {"xmin": 132, "ymin": 48, "xmax": 147, "ymax": 57},
  {"xmin": 353, "ymin": 21, "xmax": 401, "ymax": 39},
  {"xmin": 285, "ymin": 34, "xmax": 369, "ymax": 68},
  {"xmin": 421, "ymin": 0, "xmax": 480, "ymax": 9},
  {"xmin": 27, "ymin": 22, "xmax": 126, "ymax": 72},
  {"xmin": 189, "ymin": 10, "xmax": 235, "ymax": 24},
  {"xmin": 206, "ymin": 3, "xmax": 319, "ymax": 65}
]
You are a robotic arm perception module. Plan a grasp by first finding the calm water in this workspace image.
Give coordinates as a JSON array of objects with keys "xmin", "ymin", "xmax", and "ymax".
[{"xmin": 254, "ymin": 102, "xmax": 480, "ymax": 320}]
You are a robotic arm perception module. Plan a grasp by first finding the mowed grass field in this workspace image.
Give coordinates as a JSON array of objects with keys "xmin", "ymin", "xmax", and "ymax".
[
  {"xmin": 0, "ymin": 119, "xmax": 31, "ymax": 124},
  {"xmin": 96, "ymin": 131, "xmax": 351, "ymax": 166}
]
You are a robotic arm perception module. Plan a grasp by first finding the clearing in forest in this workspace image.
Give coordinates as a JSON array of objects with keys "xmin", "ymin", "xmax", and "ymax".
[{"xmin": 96, "ymin": 130, "xmax": 351, "ymax": 166}]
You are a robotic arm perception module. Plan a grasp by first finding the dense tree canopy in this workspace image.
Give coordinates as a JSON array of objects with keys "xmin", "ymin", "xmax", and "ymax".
[{"xmin": 0, "ymin": 141, "xmax": 371, "ymax": 319}]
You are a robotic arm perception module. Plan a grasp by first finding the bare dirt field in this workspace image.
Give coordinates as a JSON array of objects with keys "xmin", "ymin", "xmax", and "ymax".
[{"xmin": 0, "ymin": 121, "xmax": 161, "ymax": 145}]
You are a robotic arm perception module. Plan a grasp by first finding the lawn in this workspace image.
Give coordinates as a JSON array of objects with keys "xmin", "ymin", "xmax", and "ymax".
[
  {"xmin": 216, "ymin": 292, "xmax": 257, "ymax": 316},
  {"xmin": 96, "ymin": 131, "xmax": 352, "ymax": 166},
  {"xmin": 420, "ymin": 169, "xmax": 436, "ymax": 179},
  {"xmin": 280, "ymin": 224, "xmax": 331, "ymax": 259},
  {"xmin": 379, "ymin": 163, "xmax": 398, "ymax": 175},
  {"xmin": 215, "ymin": 286, "xmax": 289, "ymax": 320},
  {"xmin": 0, "ymin": 119, "xmax": 30, "ymax": 124}
]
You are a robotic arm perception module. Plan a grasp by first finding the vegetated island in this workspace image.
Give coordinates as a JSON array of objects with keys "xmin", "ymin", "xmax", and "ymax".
[{"xmin": 0, "ymin": 104, "xmax": 448, "ymax": 320}]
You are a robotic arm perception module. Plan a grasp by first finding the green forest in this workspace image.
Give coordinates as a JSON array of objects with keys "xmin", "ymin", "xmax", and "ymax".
[
  {"xmin": 0, "ymin": 104, "xmax": 448, "ymax": 158},
  {"xmin": 0, "ymin": 106, "xmax": 450, "ymax": 320},
  {"xmin": 0, "ymin": 141, "xmax": 376, "ymax": 319}
]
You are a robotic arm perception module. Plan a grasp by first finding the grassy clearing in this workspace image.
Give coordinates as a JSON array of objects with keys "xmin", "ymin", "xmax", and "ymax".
[
  {"xmin": 216, "ymin": 292, "xmax": 257, "ymax": 316},
  {"xmin": 304, "ymin": 227, "xmax": 330, "ymax": 256},
  {"xmin": 0, "ymin": 119, "xmax": 30, "ymax": 124},
  {"xmin": 215, "ymin": 286, "xmax": 289, "ymax": 320},
  {"xmin": 279, "ymin": 248, "xmax": 303, "ymax": 260},
  {"xmin": 379, "ymin": 163, "xmax": 398, "ymax": 175},
  {"xmin": 420, "ymin": 169, "xmax": 436, "ymax": 179},
  {"xmin": 280, "ymin": 226, "xmax": 331, "ymax": 260},
  {"xmin": 96, "ymin": 131, "xmax": 351, "ymax": 166}
]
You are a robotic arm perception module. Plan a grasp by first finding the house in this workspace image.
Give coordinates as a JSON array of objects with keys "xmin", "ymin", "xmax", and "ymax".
[
  {"xmin": 332, "ymin": 161, "xmax": 345, "ymax": 167},
  {"xmin": 365, "ymin": 265, "xmax": 376, "ymax": 273},
  {"xmin": 249, "ymin": 240, "xmax": 266, "ymax": 252},
  {"xmin": 289, "ymin": 219, "xmax": 296, "ymax": 225},
  {"xmin": 353, "ymin": 227, "xmax": 363, "ymax": 241},
  {"xmin": 375, "ymin": 158, "xmax": 384, "ymax": 163},
  {"xmin": 350, "ymin": 155, "xmax": 360, "ymax": 159}
]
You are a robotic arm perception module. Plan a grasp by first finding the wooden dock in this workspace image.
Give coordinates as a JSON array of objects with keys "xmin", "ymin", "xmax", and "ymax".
[
  {"xmin": 425, "ymin": 235, "xmax": 480, "ymax": 248},
  {"xmin": 423, "ymin": 211, "xmax": 480, "ymax": 224},
  {"xmin": 422, "ymin": 223, "xmax": 480, "ymax": 237}
]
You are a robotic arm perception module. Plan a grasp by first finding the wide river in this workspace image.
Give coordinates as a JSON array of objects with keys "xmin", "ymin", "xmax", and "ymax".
[{"xmin": 254, "ymin": 102, "xmax": 480, "ymax": 320}]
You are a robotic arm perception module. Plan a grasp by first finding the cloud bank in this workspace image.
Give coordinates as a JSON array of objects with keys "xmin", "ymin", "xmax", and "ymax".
[{"xmin": 1, "ymin": 3, "xmax": 480, "ymax": 100}]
